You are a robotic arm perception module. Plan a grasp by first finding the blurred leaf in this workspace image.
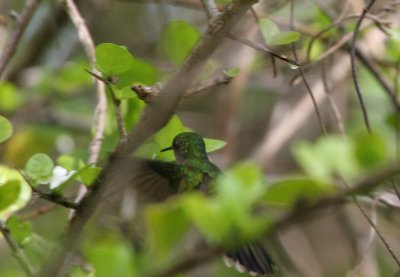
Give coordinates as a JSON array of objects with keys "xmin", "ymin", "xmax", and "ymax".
[
  {"xmin": 146, "ymin": 203, "xmax": 190, "ymax": 258},
  {"xmin": 6, "ymin": 216, "xmax": 33, "ymax": 246},
  {"xmin": 95, "ymin": 43, "xmax": 134, "ymax": 76},
  {"xmin": 204, "ymin": 138, "xmax": 226, "ymax": 153},
  {"xmin": 293, "ymin": 136, "xmax": 360, "ymax": 182},
  {"xmin": 259, "ymin": 18, "xmax": 300, "ymax": 45},
  {"xmin": 181, "ymin": 193, "xmax": 230, "ymax": 243},
  {"xmin": 0, "ymin": 82, "xmax": 24, "ymax": 113},
  {"xmin": 216, "ymin": 163, "xmax": 270, "ymax": 240},
  {"xmin": 223, "ymin": 67, "xmax": 240, "ymax": 78},
  {"xmin": 263, "ymin": 178, "xmax": 334, "ymax": 207},
  {"xmin": 114, "ymin": 86, "xmax": 136, "ymax": 100},
  {"xmin": 84, "ymin": 237, "xmax": 136, "ymax": 277},
  {"xmin": 4, "ymin": 127, "xmax": 57, "ymax": 167},
  {"xmin": 269, "ymin": 31, "xmax": 300, "ymax": 45},
  {"xmin": 161, "ymin": 21, "xmax": 200, "ymax": 64},
  {"xmin": 25, "ymin": 153, "xmax": 54, "ymax": 185},
  {"xmin": 0, "ymin": 166, "xmax": 31, "ymax": 219},
  {"xmin": 353, "ymin": 132, "xmax": 388, "ymax": 169},
  {"xmin": 79, "ymin": 166, "xmax": 101, "ymax": 186},
  {"xmin": 0, "ymin": 116, "xmax": 13, "ymax": 143},
  {"xmin": 0, "ymin": 180, "xmax": 21, "ymax": 212},
  {"xmin": 259, "ymin": 18, "xmax": 280, "ymax": 44}
]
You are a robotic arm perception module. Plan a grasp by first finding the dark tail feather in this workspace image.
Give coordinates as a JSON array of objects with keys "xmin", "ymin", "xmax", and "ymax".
[{"xmin": 224, "ymin": 243, "xmax": 276, "ymax": 276}]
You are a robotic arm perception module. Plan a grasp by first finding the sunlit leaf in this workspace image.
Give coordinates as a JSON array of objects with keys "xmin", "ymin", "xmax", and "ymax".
[
  {"xmin": 0, "ymin": 180, "xmax": 21, "ymax": 212},
  {"xmin": 0, "ymin": 166, "xmax": 32, "ymax": 219},
  {"xmin": 0, "ymin": 115, "xmax": 13, "ymax": 143},
  {"xmin": 161, "ymin": 21, "xmax": 200, "ymax": 64},
  {"xmin": 95, "ymin": 43, "xmax": 134, "ymax": 76}
]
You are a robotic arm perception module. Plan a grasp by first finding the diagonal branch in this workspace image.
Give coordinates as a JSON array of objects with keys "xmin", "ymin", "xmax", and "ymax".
[{"xmin": 39, "ymin": 1, "xmax": 259, "ymax": 276}]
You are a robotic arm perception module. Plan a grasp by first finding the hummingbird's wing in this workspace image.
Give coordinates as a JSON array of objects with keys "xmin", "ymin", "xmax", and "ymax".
[{"xmin": 107, "ymin": 157, "xmax": 183, "ymax": 203}]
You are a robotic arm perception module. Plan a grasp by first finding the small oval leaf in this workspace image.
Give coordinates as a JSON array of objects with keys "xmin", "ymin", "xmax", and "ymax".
[
  {"xmin": 270, "ymin": 31, "xmax": 300, "ymax": 45},
  {"xmin": 259, "ymin": 18, "xmax": 280, "ymax": 44},
  {"xmin": 25, "ymin": 153, "xmax": 54, "ymax": 184},
  {"xmin": 95, "ymin": 43, "xmax": 134, "ymax": 76}
]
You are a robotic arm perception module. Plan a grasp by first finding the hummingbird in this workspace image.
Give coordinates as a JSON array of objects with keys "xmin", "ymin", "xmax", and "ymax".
[{"xmin": 111, "ymin": 132, "xmax": 276, "ymax": 275}]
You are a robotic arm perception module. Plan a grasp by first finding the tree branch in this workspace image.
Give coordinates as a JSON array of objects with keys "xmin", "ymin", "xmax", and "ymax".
[
  {"xmin": 0, "ymin": 0, "xmax": 42, "ymax": 79},
  {"xmin": 39, "ymin": 1, "xmax": 259, "ymax": 275}
]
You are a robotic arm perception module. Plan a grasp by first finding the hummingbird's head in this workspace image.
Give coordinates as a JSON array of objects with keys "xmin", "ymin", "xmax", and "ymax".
[{"xmin": 161, "ymin": 132, "xmax": 208, "ymax": 163}]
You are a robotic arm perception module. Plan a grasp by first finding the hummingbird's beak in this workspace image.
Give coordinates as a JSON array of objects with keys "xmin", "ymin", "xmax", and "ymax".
[{"xmin": 160, "ymin": 146, "xmax": 173, "ymax": 152}]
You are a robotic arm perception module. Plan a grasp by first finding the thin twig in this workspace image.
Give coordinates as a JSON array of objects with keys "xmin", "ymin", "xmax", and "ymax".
[
  {"xmin": 39, "ymin": 1, "xmax": 259, "ymax": 276},
  {"xmin": 106, "ymin": 83, "xmax": 128, "ymax": 141},
  {"xmin": 227, "ymin": 32, "xmax": 300, "ymax": 66},
  {"xmin": 0, "ymin": 0, "xmax": 41, "ymax": 78},
  {"xmin": 131, "ymin": 70, "xmax": 233, "ymax": 103},
  {"xmin": 350, "ymin": 0, "xmax": 377, "ymax": 133},
  {"xmin": 60, "ymin": 0, "xmax": 108, "ymax": 209},
  {"xmin": 19, "ymin": 204, "xmax": 57, "ymax": 221},
  {"xmin": 32, "ymin": 189, "xmax": 79, "ymax": 209},
  {"xmin": 289, "ymin": 0, "xmax": 326, "ymax": 135},
  {"xmin": 0, "ymin": 221, "xmax": 34, "ymax": 277},
  {"xmin": 339, "ymin": 178, "xmax": 400, "ymax": 267}
]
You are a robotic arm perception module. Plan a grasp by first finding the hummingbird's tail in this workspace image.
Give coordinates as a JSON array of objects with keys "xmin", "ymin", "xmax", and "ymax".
[{"xmin": 223, "ymin": 243, "xmax": 276, "ymax": 276}]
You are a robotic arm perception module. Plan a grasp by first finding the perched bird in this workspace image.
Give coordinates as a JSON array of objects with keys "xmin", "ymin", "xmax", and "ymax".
[{"xmin": 110, "ymin": 132, "xmax": 276, "ymax": 275}]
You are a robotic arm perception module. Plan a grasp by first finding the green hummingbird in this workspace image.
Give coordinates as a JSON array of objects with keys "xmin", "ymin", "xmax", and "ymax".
[{"xmin": 112, "ymin": 132, "xmax": 276, "ymax": 275}]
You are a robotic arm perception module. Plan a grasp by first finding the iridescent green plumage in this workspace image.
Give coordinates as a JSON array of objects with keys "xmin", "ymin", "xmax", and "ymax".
[{"xmin": 111, "ymin": 132, "xmax": 276, "ymax": 275}]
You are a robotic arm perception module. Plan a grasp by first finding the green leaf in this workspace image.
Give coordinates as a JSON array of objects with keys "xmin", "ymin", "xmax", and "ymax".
[
  {"xmin": 95, "ymin": 43, "xmax": 134, "ymax": 76},
  {"xmin": 263, "ymin": 178, "xmax": 334, "ymax": 207},
  {"xmin": 204, "ymin": 138, "xmax": 226, "ymax": 153},
  {"xmin": 182, "ymin": 193, "xmax": 230, "ymax": 243},
  {"xmin": 353, "ymin": 132, "xmax": 388, "ymax": 169},
  {"xmin": 84, "ymin": 237, "xmax": 136, "ymax": 277},
  {"xmin": 117, "ymin": 58, "xmax": 158, "ymax": 88},
  {"xmin": 259, "ymin": 18, "xmax": 280, "ymax": 44},
  {"xmin": 25, "ymin": 153, "xmax": 54, "ymax": 184},
  {"xmin": 113, "ymin": 86, "xmax": 136, "ymax": 100},
  {"xmin": 135, "ymin": 116, "xmax": 189, "ymax": 161},
  {"xmin": 79, "ymin": 166, "xmax": 101, "ymax": 186},
  {"xmin": 0, "ymin": 82, "xmax": 24, "ymax": 113},
  {"xmin": 223, "ymin": 67, "xmax": 240, "ymax": 78},
  {"xmin": 293, "ymin": 136, "xmax": 360, "ymax": 182},
  {"xmin": 0, "ymin": 115, "xmax": 13, "ymax": 143},
  {"xmin": 0, "ymin": 180, "xmax": 21, "ymax": 211},
  {"xmin": 269, "ymin": 31, "xmax": 300, "ymax": 45},
  {"xmin": 6, "ymin": 216, "xmax": 33, "ymax": 246},
  {"xmin": 146, "ymin": 203, "xmax": 190, "ymax": 258},
  {"xmin": 161, "ymin": 21, "xmax": 200, "ymax": 64}
]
